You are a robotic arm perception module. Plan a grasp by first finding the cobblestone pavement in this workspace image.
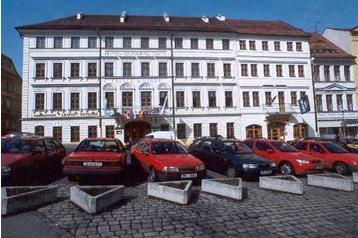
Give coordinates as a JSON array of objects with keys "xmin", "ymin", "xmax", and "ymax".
[{"xmin": 13, "ymin": 176, "xmax": 354, "ymax": 238}]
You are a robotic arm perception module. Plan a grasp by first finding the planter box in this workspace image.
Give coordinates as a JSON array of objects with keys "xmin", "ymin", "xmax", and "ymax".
[
  {"xmin": 2, "ymin": 186, "xmax": 57, "ymax": 215},
  {"xmin": 307, "ymin": 173, "xmax": 353, "ymax": 191},
  {"xmin": 70, "ymin": 185, "xmax": 124, "ymax": 214},
  {"xmin": 147, "ymin": 180, "xmax": 192, "ymax": 205},
  {"xmin": 259, "ymin": 175, "xmax": 303, "ymax": 195},
  {"xmin": 202, "ymin": 178, "xmax": 244, "ymax": 200},
  {"xmin": 353, "ymin": 173, "xmax": 358, "ymax": 183}
]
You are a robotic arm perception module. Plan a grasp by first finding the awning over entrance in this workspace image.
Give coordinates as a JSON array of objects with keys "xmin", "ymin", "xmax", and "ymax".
[{"xmin": 266, "ymin": 114, "xmax": 291, "ymax": 123}]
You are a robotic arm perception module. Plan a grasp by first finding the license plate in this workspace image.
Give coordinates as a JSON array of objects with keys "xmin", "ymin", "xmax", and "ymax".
[
  {"xmin": 83, "ymin": 162, "xmax": 102, "ymax": 167},
  {"xmin": 260, "ymin": 170, "xmax": 272, "ymax": 175},
  {"xmin": 181, "ymin": 173, "xmax": 197, "ymax": 179},
  {"xmin": 315, "ymin": 165, "xmax": 324, "ymax": 170}
]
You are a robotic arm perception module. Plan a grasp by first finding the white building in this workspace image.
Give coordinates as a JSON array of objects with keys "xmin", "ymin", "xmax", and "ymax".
[{"xmin": 16, "ymin": 13, "xmax": 317, "ymax": 144}]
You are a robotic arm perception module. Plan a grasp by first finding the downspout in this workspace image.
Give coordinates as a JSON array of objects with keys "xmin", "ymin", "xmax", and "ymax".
[
  {"xmin": 311, "ymin": 58, "xmax": 319, "ymax": 137},
  {"xmin": 170, "ymin": 34, "xmax": 176, "ymax": 139},
  {"xmin": 97, "ymin": 30, "xmax": 103, "ymax": 137}
]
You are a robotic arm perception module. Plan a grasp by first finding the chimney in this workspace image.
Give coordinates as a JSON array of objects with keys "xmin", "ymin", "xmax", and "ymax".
[
  {"xmin": 216, "ymin": 14, "xmax": 226, "ymax": 21},
  {"xmin": 76, "ymin": 13, "xmax": 84, "ymax": 20},
  {"xmin": 201, "ymin": 16, "xmax": 209, "ymax": 23},
  {"xmin": 163, "ymin": 12, "xmax": 170, "ymax": 22},
  {"xmin": 120, "ymin": 11, "xmax": 127, "ymax": 23}
]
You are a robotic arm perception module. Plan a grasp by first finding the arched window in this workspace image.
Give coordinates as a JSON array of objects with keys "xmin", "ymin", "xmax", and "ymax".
[
  {"xmin": 246, "ymin": 124, "xmax": 262, "ymax": 138},
  {"xmin": 294, "ymin": 123, "xmax": 308, "ymax": 139},
  {"xmin": 35, "ymin": 126, "xmax": 44, "ymax": 136}
]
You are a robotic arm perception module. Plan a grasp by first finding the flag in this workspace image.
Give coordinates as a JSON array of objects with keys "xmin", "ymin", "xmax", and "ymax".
[{"xmin": 159, "ymin": 95, "xmax": 168, "ymax": 115}]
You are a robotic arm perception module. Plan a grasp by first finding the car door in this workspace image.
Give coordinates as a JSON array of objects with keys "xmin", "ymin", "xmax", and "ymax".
[
  {"xmin": 309, "ymin": 142, "xmax": 331, "ymax": 167},
  {"xmin": 255, "ymin": 141, "xmax": 277, "ymax": 163},
  {"xmin": 31, "ymin": 139, "xmax": 48, "ymax": 169},
  {"xmin": 52, "ymin": 138, "xmax": 66, "ymax": 161},
  {"xmin": 198, "ymin": 140, "xmax": 216, "ymax": 170},
  {"xmin": 215, "ymin": 141, "xmax": 231, "ymax": 173},
  {"xmin": 44, "ymin": 139, "xmax": 57, "ymax": 164}
]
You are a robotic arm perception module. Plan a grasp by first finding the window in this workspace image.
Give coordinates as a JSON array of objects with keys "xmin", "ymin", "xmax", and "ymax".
[
  {"xmin": 123, "ymin": 63, "xmax": 132, "ymax": 77},
  {"xmin": 71, "ymin": 37, "xmax": 80, "ymax": 48},
  {"xmin": 274, "ymin": 41, "xmax": 280, "ymax": 51},
  {"xmin": 35, "ymin": 126, "xmax": 44, "ymax": 136},
  {"xmin": 141, "ymin": 37, "xmax": 149, "ymax": 48},
  {"xmin": 209, "ymin": 123, "xmax": 218, "ymax": 137},
  {"xmin": 70, "ymin": 92, "xmax": 80, "ymax": 110},
  {"xmin": 336, "ymin": 94, "xmax": 343, "ymax": 111},
  {"xmin": 123, "ymin": 37, "xmax": 132, "ymax": 48},
  {"xmin": 251, "ymin": 64, "xmax": 257, "ymax": 77},
  {"xmin": 106, "ymin": 125, "xmax": 115, "ymax": 138},
  {"xmin": 53, "ymin": 63, "xmax": 62, "ymax": 78},
  {"xmin": 87, "ymin": 63, "xmax": 97, "ymax": 78},
  {"xmin": 36, "ymin": 63, "xmax": 45, "ymax": 78},
  {"xmin": 176, "ymin": 91, "xmax": 185, "ymax": 108},
  {"xmin": 141, "ymin": 91, "xmax": 151, "ymax": 107},
  {"xmin": 291, "ymin": 92, "xmax": 297, "ymax": 106},
  {"xmin": 241, "ymin": 64, "xmax": 248, "ymax": 76},
  {"xmin": 316, "ymin": 95, "xmax": 323, "ymax": 112},
  {"xmin": 88, "ymin": 37, "xmax": 97, "ymax": 48},
  {"xmin": 105, "ymin": 62, "xmax": 114, "ymax": 77},
  {"xmin": 252, "ymin": 92, "xmax": 260, "ymax": 107},
  {"xmin": 54, "ymin": 37, "xmax": 63, "ymax": 48},
  {"xmin": 141, "ymin": 62, "xmax": 150, "ymax": 77},
  {"xmin": 334, "ymin": 65, "xmax": 340, "ymax": 81},
  {"xmin": 122, "ymin": 92, "xmax": 133, "ymax": 107},
  {"xmin": 190, "ymin": 38, "xmax": 198, "ymax": 49},
  {"xmin": 326, "ymin": 95, "xmax": 333, "ymax": 111},
  {"xmin": 191, "ymin": 63, "xmax": 200, "ymax": 77},
  {"xmin": 158, "ymin": 37, "xmax": 167, "ymax": 49},
  {"xmin": 35, "ymin": 93, "xmax": 44, "ymax": 110},
  {"xmin": 294, "ymin": 142, "xmax": 307, "ymax": 151},
  {"xmin": 246, "ymin": 125, "xmax": 262, "ymax": 138},
  {"xmin": 313, "ymin": 65, "xmax": 320, "ymax": 81},
  {"xmin": 223, "ymin": 64, "xmax": 231, "ymax": 78},
  {"xmin": 175, "ymin": 63, "xmax": 184, "ymax": 77},
  {"xmin": 344, "ymin": 65, "xmax": 350, "ymax": 81},
  {"xmin": 36, "ymin": 37, "xmax": 45, "ymax": 48},
  {"xmin": 88, "ymin": 126, "xmax": 97, "ymax": 138},
  {"xmin": 53, "ymin": 93, "xmax": 62, "ymax": 111},
  {"xmin": 249, "ymin": 40, "xmax": 256, "ymax": 50},
  {"xmin": 296, "ymin": 42, "xmax": 302, "ymax": 51},
  {"xmin": 71, "ymin": 126, "xmax": 80, "ymax": 142},
  {"xmin": 222, "ymin": 39, "xmax": 230, "ymax": 50},
  {"xmin": 44, "ymin": 139, "xmax": 56, "ymax": 151},
  {"xmin": 177, "ymin": 124, "xmax": 186, "ymax": 139},
  {"xmin": 347, "ymin": 94, "xmax": 353, "ymax": 111},
  {"xmin": 159, "ymin": 62, "xmax": 167, "ymax": 77},
  {"xmin": 293, "ymin": 123, "xmax": 307, "ymax": 139},
  {"xmin": 71, "ymin": 63, "xmax": 80, "ymax": 78},
  {"xmin": 324, "ymin": 66, "xmax": 330, "ymax": 81},
  {"xmin": 239, "ymin": 40, "xmax": 246, "ymax": 50},
  {"xmin": 298, "ymin": 65, "xmax": 304, "ymax": 77},
  {"xmin": 159, "ymin": 91, "xmax": 168, "ymax": 107},
  {"xmin": 207, "ymin": 63, "xmax": 215, "ymax": 77},
  {"xmin": 193, "ymin": 124, "xmax": 202, "ymax": 138},
  {"xmin": 310, "ymin": 143, "xmax": 325, "ymax": 153},
  {"xmin": 289, "ymin": 65, "xmax": 295, "ymax": 77},
  {"xmin": 53, "ymin": 127, "xmax": 62, "ymax": 142},
  {"xmin": 88, "ymin": 92, "xmax": 97, "ymax": 110},
  {"xmin": 287, "ymin": 42, "xmax": 293, "ymax": 51},
  {"xmin": 192, "ymin": 91, "xmax": 201, "ymax": 108},
  {"xmin": 225, "ymin": 91, "xmax": 233, "ymax": 107},
  {"xmin": 264, "ymin": 64, "xmax": 270, "ymax": 77},
  {"xmin": 262, "ymin": 41, "xmax": 268, "ymax": 51},
  {"xmin": 243, "ymin": 92, "xmax": 250, "ymax": 107},
  {"xmin": 256, "ymin": 141, "xmax": 271, "ymax": 151},
  {"xmin": 227, "ymin": 123, "xmax": 235, "ymax": 139},
  {"xmin": 208, "ymin": 91, "xmax": 216, "ymax": 108},
  {"xmin": 104, "ymin": 37, "xmax": 114, "ymax": 49},
  {"xmin": 175, "ymin": 38, "xmax": 183, "ymax": 49},
  {"xmin": 105, "ymin": 92, "xmax": 114, "ymax": 109},
  {"xmin": 206, "ymin": 39, "xmax": 214, "ymax": 49},
  {"xmin": 276, "ymin": 65, "xmax": 283, "ymax": 77}
]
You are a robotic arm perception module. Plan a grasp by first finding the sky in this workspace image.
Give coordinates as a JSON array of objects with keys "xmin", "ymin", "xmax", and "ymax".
[{"xmin": 2, "ymin": 0, "xmax": 358, "ymax": 75}]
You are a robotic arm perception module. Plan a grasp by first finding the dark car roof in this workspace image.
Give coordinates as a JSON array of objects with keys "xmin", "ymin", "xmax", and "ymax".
[{"xmin": 84, "ymin": 137, "xmax": 118, "ymax": 141}]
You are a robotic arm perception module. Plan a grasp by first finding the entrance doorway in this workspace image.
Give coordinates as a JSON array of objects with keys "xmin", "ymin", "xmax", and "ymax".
[
  {"xmin": 124, "ymin": 121, "xmax": 151, "ymax": 143},
  {"xmin": 267, "ymin": 122, "xmax": 286, "ymax": 140}
]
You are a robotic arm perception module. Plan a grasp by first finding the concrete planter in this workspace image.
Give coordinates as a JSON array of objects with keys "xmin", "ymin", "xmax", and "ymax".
[
  {"xmin": 2, "ymin": 186, "xmax": 57, "ymax": 215},
  {"xmin": 259, "ymin": 175, "xmax": 303, "ymax": 194},
  {"xmin": 147, "ymin": 180, "xmax": 192, "ymax": 205},
  {"xmin": 202, "ymin": 178, "xmax": 244, "ymax": 200},
  {"xmin": 307, "ymin": 173, "xmax": 353, "ymax": 191},
  {"xmin": 70, "ymin": 185, "xmax": 124, "ymax": 214},
  {"xmin": 353, "ymin": 172, "xmax": 358, "ymax": 183}
]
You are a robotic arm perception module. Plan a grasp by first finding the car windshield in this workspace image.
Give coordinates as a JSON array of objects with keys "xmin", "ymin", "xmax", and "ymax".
[
  {"xmin": 1, "ymin": 140, "xmax": 33, "ymax": 153},
  {"xmin": 223, "ymin": 141, "xmax": 253, "ymax": 154},
  {"xmin": 151, "ymin": 142, "xmax": 188, "ymax": 154},
  {"xmin": 323, "ymin": 143, "xmax": 349, "ymax": 153},
  {"xmin": 76, "ymin": 140, "xmax": 120, "ymax": 152},
  {"xmin": 271, "ymin": 142, "xmax": 298, "ymax": 152}
]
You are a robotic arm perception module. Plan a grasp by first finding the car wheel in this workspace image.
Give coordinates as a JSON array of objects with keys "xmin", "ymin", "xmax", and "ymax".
[
  {"xmin": 279, "ymin": 162, "xmax": 295, "ymax": 175},
  {"xmin": 226, "ymin": 166, "xmax": 237, "ymax": 178},
  {"xmin": 148, "ymin": 168, "xmax": 158, "ymax": 182},
  {"xmin": 334, "ymin": 162, "xmax": 350, "ymax": 175}
]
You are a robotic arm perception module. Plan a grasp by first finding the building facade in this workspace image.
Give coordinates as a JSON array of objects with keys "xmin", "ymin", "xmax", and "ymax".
[
  {"xmin": 1, "ymin": 53, "xmax": 22, "ymax": 135},
  {"xmin": 16, "ymin": 13, "xmax": 317, "ymax": 144}
]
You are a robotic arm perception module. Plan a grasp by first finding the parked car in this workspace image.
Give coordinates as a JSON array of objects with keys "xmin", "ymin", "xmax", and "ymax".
[
  {"xmin": 1, "ymin": 134, "xmax": 66, "ymax": 184},
  {"xmin": 144, "ymin": 131, "xmax": 175, "ymax": 140},
  {"xmin": 188, "ymin": 137, "xmax": 276, "ymax": 178},
  {"xmin": 62, "ymin": 138, "xmax": 126, "ymax": 181},
  {"xmin": 244, "ymin": 139, "xmax": 324, "ymax": 175},
  {"xmin": 291, "ymin": 140, "xmax": 358, "ymax": 175},
  {"xmin": 130, "ymin": 138, "xmax": 206, "ymax": 182}
]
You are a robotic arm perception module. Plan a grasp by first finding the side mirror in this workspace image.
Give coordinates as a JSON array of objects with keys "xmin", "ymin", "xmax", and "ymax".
[{"xmin": 266, "ymin": 148, "xmax": 274, "ymax": 153}]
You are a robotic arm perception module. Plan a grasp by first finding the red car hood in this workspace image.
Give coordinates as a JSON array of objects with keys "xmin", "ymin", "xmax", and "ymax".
[
  {"xmin": 1, "ymin": 153, "xmax": 31, "ymax": 166},
  {"xmin": 153, "ymin": 153, "xmax": 203, "ymax": 167},
  {"xmin": 65, "ymin": 151, "xmax": 123, "ymax": 161}
]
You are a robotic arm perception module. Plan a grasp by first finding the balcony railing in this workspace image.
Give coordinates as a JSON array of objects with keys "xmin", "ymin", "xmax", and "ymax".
[{"xmin": 262, "ymin": 103, "xmax": 297, "ymax": 114}]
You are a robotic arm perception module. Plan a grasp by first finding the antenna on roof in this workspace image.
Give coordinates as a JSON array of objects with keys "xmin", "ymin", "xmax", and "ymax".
[
  {"xmin": 120, "ymin": 11, "xmax": 127, "ymax": 23},
  {"xmin": 163, "ymin": 12, "xmax": 170, "ymax": 22},
  {"xmin": 201, "ymin": 16, "xmax": 209, "ymax": 23},
  {"xmin": 216, "ymin": 14, "xmax": 226, "ymax": 21},
  {"xmin": 76, "ymin": 13, "xmax": 84, "ymax": 20}
]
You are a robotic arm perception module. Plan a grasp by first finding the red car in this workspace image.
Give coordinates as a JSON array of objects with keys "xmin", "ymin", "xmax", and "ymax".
[
  {"xmin": 291, "ymin": 140, "xmax": 358, "ymax": 175},
  {"xmin": 244, "ymin": 139, "xmax": 324, "ymax": 175},
  {"xmin": 1, "ymin": 134, "xmax": 66, "ymax": 184},
  {"xmin": 131, "ymin": 138, "xmax": 206, "ymax": 182},
  {"xmin": 63, "ymin": 138, "xmax": 126, "ymax": 181}
]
